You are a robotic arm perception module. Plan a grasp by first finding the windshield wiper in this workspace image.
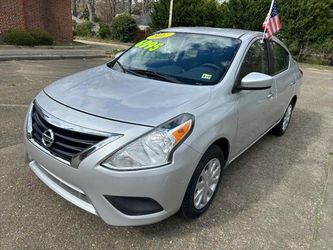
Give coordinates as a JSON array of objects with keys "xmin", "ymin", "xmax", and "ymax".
[
  {"xmin": 112, "ymin": 62, "xmax": 181, "ymax": 83},
  {"xmin": 129, "ymin": 68, "xmax": 182, "ymax": 84},
  {"xmin": 113, "ymin": 60, "xmax": 142, "ymax": 77},
  {"xmin": 114, "ymin": 60, "xmax": 126, "ymax": 72}
]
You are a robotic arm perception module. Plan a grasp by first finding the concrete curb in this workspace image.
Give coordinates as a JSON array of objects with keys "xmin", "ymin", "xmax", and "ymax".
[
  {"xmin": 74, "ymin": 39, "xmax": 131, "ymax": 49},
  {"xmin": 0, "ymin": 54, "xmax": 112, "ymax": 61},
  {"xmin": 0, "ymin": 45, "xmax": 92, "ymax": 49}
]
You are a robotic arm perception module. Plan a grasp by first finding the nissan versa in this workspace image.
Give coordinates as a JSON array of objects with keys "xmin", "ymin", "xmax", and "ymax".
[{"xmin": 24, "ymin": 27, "xmax": 302, "ymax": 226}]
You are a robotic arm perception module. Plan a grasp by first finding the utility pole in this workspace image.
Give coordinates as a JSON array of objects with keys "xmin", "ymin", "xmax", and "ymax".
[{"xmin": 168, "ymin": 0, "xmax": 174, "ymax": 28}]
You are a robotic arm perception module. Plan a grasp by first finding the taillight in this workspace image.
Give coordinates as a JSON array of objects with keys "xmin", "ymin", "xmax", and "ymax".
[{"xmin": 299, "ymin": 68, "xmax": 303, "ymax": 76}]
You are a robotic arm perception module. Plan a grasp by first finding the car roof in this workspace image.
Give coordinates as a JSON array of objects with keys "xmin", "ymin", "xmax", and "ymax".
[{"xmin": 160, "ymin": 27, "xmax": 262, "ymax": 39}]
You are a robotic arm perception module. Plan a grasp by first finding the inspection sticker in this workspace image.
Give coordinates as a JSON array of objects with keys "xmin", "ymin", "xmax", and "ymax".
[
  {"xmin": 147, "ymin": 32, "xmax": 175, "ymax": 40},
  {"xmin": 201, "ymin": 73, "xmax": 213, "ymax": 80}
]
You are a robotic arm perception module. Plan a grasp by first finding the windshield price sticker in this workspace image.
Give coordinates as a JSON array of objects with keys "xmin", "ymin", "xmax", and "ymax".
[
  {"xmin": 147, "ymin": 32, "xmax": 175, "ymax": 40},
  {"xmin": 201, "ymin": 73, "xmax": 213, "ymax": 80},
  {"xmin": 135, "ymin": 40, "xmax": 165, "ymax": 51}
]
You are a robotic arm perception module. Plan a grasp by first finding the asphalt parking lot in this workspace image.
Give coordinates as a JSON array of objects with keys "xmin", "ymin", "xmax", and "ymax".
[{"xmin": 0, "ymin": 59, "xmax": 332, "ymax": 249}]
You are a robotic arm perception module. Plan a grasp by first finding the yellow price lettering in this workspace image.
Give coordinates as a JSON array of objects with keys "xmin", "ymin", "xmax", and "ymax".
[
  {"xmin": 134, "ymin": 40, "xmax": 165, "ymax": 52},
  {"xmin": 147, "ymin": 33, "xmax": 175, "ymax": 40}
]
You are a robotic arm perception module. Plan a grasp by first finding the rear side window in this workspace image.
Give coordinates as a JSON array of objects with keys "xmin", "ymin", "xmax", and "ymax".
[
  {"xmin": 271, "ymin": 42, "xmax": 289, "ymax": 74},
  {"xmin": 239, "ymin": 40, "xmax": 269, "ymax": 80}
]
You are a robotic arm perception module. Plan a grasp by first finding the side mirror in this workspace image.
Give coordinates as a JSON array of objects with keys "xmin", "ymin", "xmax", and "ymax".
[
  {"xmin": 238, "ymin": 72, "xmax": 273, "ymax": 90},
  {"xmin": 114, "ymin": 51, "xmax": 123, "ymax": 59}
]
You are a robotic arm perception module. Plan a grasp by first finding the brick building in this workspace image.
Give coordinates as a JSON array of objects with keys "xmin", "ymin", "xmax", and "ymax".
[{"xmin": 0, "ymin": 0, "xmax": 72, "ymax": 42}]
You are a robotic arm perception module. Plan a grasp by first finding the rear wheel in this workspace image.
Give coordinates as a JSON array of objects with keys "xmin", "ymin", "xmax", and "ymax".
[
  {"xmin": 180, "ymin": 145, "xmax": 224, "ymax": 219},
  {"xmin": 271, "ymin": 102, "xmax": 294, "ymax": 136}
]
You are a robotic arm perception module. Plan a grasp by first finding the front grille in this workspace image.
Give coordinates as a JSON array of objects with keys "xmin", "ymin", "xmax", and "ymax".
[{"xmin": 31, "ymin": 105, "xmax": 108, "ymax": 162}]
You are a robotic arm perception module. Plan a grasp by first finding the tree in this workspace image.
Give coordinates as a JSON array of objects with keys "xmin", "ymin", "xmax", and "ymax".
[
  {"xmin": 150, "ymin": 0, "xmax": 221, "ymax": 30},
  {"xmin": 72, "ymin": 0, "xmax": 78, "ymax": 17},
  {"xmin": 129, "ymin": 0, "xmax": 133, "ymax": 15},
  {"xmin": 218, "ymin": 0, "xmax": 270, "ymax": 30},
  {"xmin": 218, "ymin": 0, "xmax": 333, "ymax": 54},
  {"xmin": 278, "ymin": 0, "xmax": 333, "ymax": 55},
  {"xmin": 84, "ymin": 0, "xmax": 96, "ymax": 22},
  {"xmin": 96, "ymin": 0, "xmax": 118, "ymax": 23},
  {"xmin": 111, "ymin": 14, "xmax": 138, "ymax": 42}
]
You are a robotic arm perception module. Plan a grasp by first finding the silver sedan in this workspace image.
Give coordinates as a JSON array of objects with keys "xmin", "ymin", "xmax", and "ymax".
[{"xmin": 24, "ymin": 27, "xmax": 302, "ymax": 225}]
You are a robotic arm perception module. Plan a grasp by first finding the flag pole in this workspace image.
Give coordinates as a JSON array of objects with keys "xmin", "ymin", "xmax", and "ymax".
[
  {"xmin": 261, "ymin": 0, "xmax": 275, "ymax": 43},
  {"xmin": 168, "ymin": 0, "xmax": 174, "ymax": 28}
]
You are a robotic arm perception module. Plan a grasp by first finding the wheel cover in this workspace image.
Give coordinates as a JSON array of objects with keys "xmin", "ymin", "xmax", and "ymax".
[
  {"xmin": 194, "ymin": 158, "xmax": 221, "ymax": 209},
  {"xmin": 282, "ymin": 104, "xmax": 293, "ymax": 131}
]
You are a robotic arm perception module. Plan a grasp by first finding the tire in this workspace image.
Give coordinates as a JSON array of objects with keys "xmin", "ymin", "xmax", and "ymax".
[
  {"xmin": 180, "ymin": 144, "xmax": 224, "ymax": 219},
  {"xmin": 271, "ymin": 102, "xmax": 294, "ymax": 136}
]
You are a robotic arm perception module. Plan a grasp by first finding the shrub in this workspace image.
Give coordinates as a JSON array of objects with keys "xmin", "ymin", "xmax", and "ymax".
[
  {"xmin": 4, "ymin": 30, "xmax": 36, "ymax": 46},
  {"xmin": 29, "ymin": 29, "xmax": 54, "ymax": 45},
  {"xmin": 75, "ymin": 21, "xmax": 94, "ymax": 37},
  {"xmin": 111, "ymin": 15, "xmax": 138, "ymax": 42},
  {"xmin": 98, "ymin": 22, "xmax": 111, "ymax": 39},
  {"xmin": 4, "ymin": 29, "xmax": 54, "ymax": 46}
]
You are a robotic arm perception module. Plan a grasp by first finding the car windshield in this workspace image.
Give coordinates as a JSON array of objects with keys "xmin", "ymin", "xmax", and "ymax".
[{"xmin": 110, "ymin": 32, "xmax": 241, "ymax": 85}]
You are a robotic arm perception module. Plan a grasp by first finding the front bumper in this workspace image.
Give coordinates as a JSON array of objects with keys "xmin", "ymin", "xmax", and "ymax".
[{"xmin": 24, "ymin": 95, "xmax": 201, "ymax": 226}]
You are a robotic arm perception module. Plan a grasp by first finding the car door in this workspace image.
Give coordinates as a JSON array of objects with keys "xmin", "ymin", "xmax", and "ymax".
[
  {"xmin": 269, "ymin": 41, "xmax": 295, "ymax": 120},
  {"xmin": 234, "ymin": 39, "xmax": 277, "ymax": 153}
]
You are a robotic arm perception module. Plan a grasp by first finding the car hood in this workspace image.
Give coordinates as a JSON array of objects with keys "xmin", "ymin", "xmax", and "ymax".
[{"xmin": 44, "ymin": 65, "xmax": 211, "ymax": 126}]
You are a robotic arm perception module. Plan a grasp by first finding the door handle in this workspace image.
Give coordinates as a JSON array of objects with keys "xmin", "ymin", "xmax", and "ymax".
[
  {"xmin": 289, "ymin": 81, "xmax": 296, "ymax": 86},
  {"xmin": 267, "ymin": 92, "xmax": 274, "ymax": 99}
]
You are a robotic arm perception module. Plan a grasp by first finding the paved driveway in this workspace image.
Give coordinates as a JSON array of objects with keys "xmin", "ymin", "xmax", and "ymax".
[{"xmin": 0, "ymin": 59, "xmax": 332, "ymax": 249}]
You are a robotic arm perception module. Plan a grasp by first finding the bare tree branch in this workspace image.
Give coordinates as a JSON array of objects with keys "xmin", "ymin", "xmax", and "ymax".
[{"xmin": 84, "ymin": 0, "xmax": 95, "ymax": 21}]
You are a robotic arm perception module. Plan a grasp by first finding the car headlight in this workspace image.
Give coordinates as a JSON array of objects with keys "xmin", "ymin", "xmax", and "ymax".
[
  {"xmin": 25, "ymin": 102, "xmax": 34, "ymax": 139},
  {"xmin": 102, "ymin": 113, "xmax": 194, "ymax": 170}
]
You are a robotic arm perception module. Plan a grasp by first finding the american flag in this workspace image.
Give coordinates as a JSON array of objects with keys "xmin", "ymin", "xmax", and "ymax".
[{"xmin": 262, "ymin": 0, "xmax": 282, "ymax": 39}]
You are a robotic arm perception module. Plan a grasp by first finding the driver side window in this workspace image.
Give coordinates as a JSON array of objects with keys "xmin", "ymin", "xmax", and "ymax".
[{"xmin": 239, "ymin": 40, "xmax": 269, "ymax": 80}]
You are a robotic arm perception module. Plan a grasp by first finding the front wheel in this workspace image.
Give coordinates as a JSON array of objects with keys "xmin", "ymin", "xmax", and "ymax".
[
  {"xmin": 180, "ymin": 145, "xmax": 224, "ymax": 219},
  {"xmin": 271, "ymin": 102, "xmax": 294, "ymax": 136}
]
